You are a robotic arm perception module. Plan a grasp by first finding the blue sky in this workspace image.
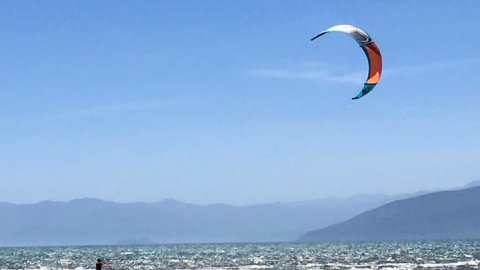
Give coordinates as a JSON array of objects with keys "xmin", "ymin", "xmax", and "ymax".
[{"xmin": 1, "ymin": 1, "xmax": 479, "ymax": 204}]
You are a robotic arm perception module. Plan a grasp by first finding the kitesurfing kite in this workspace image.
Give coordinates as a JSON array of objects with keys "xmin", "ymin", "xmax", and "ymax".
[{"xmin": 311, "ymin": 24, "xmax": 382, "ymax": 100}]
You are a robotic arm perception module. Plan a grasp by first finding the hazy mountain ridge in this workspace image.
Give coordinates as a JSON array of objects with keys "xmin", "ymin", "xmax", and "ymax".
[
  {"xmin": 299, "ymin": 186, "xmax": 480, "ymax": 242},
  {"xmin": 2, "ymin": 181, "xmax": 477, "ymax": 247},
  {"xmin": 0, "ymin": 193, "xmax": 411, "ymax": 247}
]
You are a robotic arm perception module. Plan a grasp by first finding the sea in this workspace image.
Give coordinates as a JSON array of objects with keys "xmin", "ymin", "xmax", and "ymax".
[{"xmin": 1, "ymin": 241, "xmax": 480, "ymax": 270}]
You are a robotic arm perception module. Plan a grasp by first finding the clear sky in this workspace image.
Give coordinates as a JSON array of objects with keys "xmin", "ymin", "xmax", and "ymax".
[{"xmin": 1, "ymin": 1, "xmax": 479, "ymax": 204}]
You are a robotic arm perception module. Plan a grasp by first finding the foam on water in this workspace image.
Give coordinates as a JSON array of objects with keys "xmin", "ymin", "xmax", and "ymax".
[{"xmin": 1, "ymin": 241, "xmax": 480, "ymax": 270}]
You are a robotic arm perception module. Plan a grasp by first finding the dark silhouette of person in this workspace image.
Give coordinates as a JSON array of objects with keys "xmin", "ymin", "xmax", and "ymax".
[{"xmin": 96, "ymin": 259, "xmax": 104, "ymax": 270}]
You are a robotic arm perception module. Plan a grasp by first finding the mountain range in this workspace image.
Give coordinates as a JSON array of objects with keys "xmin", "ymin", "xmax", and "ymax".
[
  {"xmin": 300, "ymin": 185, "xmax": 480, "ymax": 242},
  {"xmin": 0, "ymin": 193, "xmax": 409, "ymax": 247},
  {"xmin": 1, "ymin": 181, "xmax": 478, "ymax": 247}
]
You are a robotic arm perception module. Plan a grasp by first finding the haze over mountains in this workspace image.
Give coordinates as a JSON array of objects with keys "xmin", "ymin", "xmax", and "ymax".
[
  {"xmin": 300, "ymin": 185, "xmax": 480, "ymax": 242},
  {"xmin": 0, "ymin": 192, "xmax": 412, "ymax": 247},
  {"xmin": 1, "ymin": 181, "xmax": 478, "ymax": 247}
]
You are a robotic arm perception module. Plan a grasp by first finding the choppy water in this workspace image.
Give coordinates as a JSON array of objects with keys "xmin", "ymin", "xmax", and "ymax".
[{"xmin": 1, "ymin": 241, "xmax": 480, "ymax": 270}]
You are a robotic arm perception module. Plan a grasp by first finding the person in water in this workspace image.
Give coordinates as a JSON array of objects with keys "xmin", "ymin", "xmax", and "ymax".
[{"xmin": 96, "ymin": 259, "xmax": 104, "ymax": 270}]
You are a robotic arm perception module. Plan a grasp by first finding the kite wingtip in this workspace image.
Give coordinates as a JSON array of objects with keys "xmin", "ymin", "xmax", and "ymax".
[{"xmin": 310, "ymin": 32, "xmax": 326, "ymax": 41}]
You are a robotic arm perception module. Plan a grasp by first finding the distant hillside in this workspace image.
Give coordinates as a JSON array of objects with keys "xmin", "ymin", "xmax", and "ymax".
[
  {"xmin": 0, "ymin": 193, "xmax": 407, "ymax": 247},
  {"xmin": 462, "ymin": 179, "xmax": 480, "ymax": 189},
  {"xmin": 299, "ymin": 186, "xmax": 480, "ymax": 242}
]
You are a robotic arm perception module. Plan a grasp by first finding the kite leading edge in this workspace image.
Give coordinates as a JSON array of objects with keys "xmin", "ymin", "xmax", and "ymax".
[{"xmin": 311, "ymin": 25, "xmax": 382, "ymax": 100}]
